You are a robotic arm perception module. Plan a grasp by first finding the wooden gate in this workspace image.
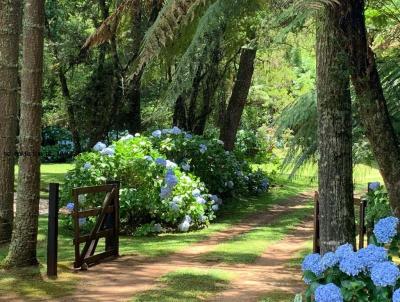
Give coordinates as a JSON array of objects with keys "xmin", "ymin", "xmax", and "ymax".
[{"xmin": 72, "ymin": 182, "xmax": 120, "ymax": 269}]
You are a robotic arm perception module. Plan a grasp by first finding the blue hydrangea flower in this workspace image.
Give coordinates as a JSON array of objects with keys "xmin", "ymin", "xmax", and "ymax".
[
  {"xmin": 170, "ymin": 202, "xmax": 179, "ymax": 212},
  {"xmin": 160, "ymin": 187, "xmax": 172, "ymax": 200},
  {"xmin": 321, "ymin": 252, "xmax": 339, "ymax": 270},
  {"xmin": 79, "ymin": 218, "xmax": 86, "ymax": 226},
  {"xmin": 166, "ymin": 160, "xmax": 177, "ymax": 169},
  {"xmin": 120, "ymin": 134, "xmax": 134, "ymax": 141},
  {"xmin": 171, "ymin": 126, "xmax": 182, "ymax": 135},
  {"xmin": 155, "ymin": 158, "xmax": 166, "ymax": 166},
  {"xmin": 192, "ymin": 189, "xmax": 201, "ymax": 197},
  {"xmin": 199, "ymin": 144, "xmax": 207, "ymax": 154},
  {"xmin": 93, "ymin": 142, "xmax": 107, "ymax": 152},
  {"xmin": 371, "ymin": 261, "xmax": 400, "ymax": 287},
  {"xmin": 83, "ymin": 162, "xmax": 92, "ymax": 170},
  {"xmin": 315, "ymin": 283, "xmax": 343, "ymax": 302},
  {"xmin": 178, "ymin": 216, "xmax": 191, "ymax": 232},
  {"xmin": 185, "ymin": 133, "xmax": 193, "ymax": 140},
  {"xmin": 199, "ymin": 215, "xmax": 207, "ymax": 223},
  {"xmin": 66, "ymin": 202, "xmax": 74, "ymax": 212},
  {"xmin": 100, "ymin": 147, "xmax": 115, "ymax": 156},
  {"xmin": 153, "ymin": 223, "xmax": 162, "ymax": 233},
  {"xmin": 357, "ymin": 244, "xmax": 388, "ymax": 270},
  {"xmin": 196, "ymin": 196, "xmax": 207, "ymax": 205},
  {"xmin": 368, "ymin": 182, "xmax": 381, "ymax": 191},
  {"xmin": 212, "ymin": 204, "xmax": 219, "ymax": 211},
  {"xmin": 165, "ymin": 173, "xmax": 178, "ymax": 188},
  {"xmin": 173, "ymin": 196, "xmax": 182, "ymax": 204},
  {"xmin": 302, "ymin": 253, "xmax": 323, "ymax": 276},
  {"xmin": 260, "ymin": 179, "xmax": 269, "ymax": 191},
  {"xmin": 374, "ymin": 217, "xmax": 399, "ymax": 244},
  {"xmin": 339, "ymin": 251, "xmax": 365, "ymax": 276},
  {"xmin": 335, "ymin": 243, "xmax": 354, "ymax": 261},
  {"xmin": 210, "ymin": 195, "xmax": 220, "ymax": 203},
  {"xmin": 152, "ymin": 130, "xmax": 162, "ymax": 138},
  {"xmin": 393, "ymin": 288, "xmax": 400, "ymax": 302},
  {"xmin": 144, "ymin": 155, "xmax": 153, "ymax": 161},
  {"xmin": 181, "ymin": 163, "xmax": 191, "ymax": 171},
  {"xmin": 162, "ymin": 128, "xmax": 172, "ymax": 134}
]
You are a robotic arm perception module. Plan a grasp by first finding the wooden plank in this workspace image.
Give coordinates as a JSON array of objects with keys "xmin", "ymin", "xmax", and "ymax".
[
  {"xmin": 72, "ymin": 184, "xmax": 115, "ymax": 196},
  {"xmin": 74, "ymin": 228, "xmax": 114, "ymax": 244},
  {"xmin": 359, "ymin": 197, "xmax": 368, "ymax": 250},
  {"xmin": 72, "ymin": 206, "xmax": 114, "ymax": 218},
  {"xmin": 77, "ymin": 188, "xmax": 116, "ymax": 266},
  {"xmin": 73, "ymin": 190, "xmax": 80, "ymax": 268},
  {"xmin": 80, "ymin": 249, "xmax": 118, "ymax": 267}
]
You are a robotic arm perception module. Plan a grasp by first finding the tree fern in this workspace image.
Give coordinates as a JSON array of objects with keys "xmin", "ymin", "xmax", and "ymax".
[{"xmin": 132, "ymin": 0, "xmax": 215, "ymax": 76}]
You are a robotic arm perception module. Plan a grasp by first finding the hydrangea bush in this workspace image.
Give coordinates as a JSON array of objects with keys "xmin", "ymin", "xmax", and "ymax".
[
  {"xmin": 63, "ymin": 134, "xmax": 218, "ymax": 234},
  {"xmin": 296, "ymin": 216, "xmax": 400, "ymax": 302},
  {"xmin": 149, "ymin": 127, "xmax": 269, "ymax": 196},
  {"xmin": 63, "ymin": 127, "xmax": 269, "ymax": 234}
]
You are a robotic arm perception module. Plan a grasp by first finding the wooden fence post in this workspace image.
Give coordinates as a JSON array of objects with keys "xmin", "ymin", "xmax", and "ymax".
[
  {"xmin": 47, "ymin": 183, "xmax": 59, "ymax": 277},
  {"xmin": 106, "ymin": 180, "xmax": 120, "ymax": 253},
  {"xmin": 358, "ymin": 197, "xmax": 367, "ymax": 249},
  {"xmin": 313, "ymin": 191, "xmax": 320, "ymax": 253}
]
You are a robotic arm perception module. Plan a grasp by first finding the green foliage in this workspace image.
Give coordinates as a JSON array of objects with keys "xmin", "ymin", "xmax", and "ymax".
[
  {"xmin": 63, "ymin": 135, "xmax": 217, "ymax": 234},
  {"xmin": 41, "ymin": 126, "xmax": 74, "ymax": 163},
  {"xmin": 365, "ymin": 187, "xmax": 392, "ymax": 229},
  {"xmin": 149, "ymin": 128, "xmax": 270, "ymax": 197}
]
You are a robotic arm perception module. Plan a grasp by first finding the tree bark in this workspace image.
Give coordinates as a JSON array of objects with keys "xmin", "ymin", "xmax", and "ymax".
[
  {"xmin": 173, "ymin": 95, "xmax": 187, "ymax": 129},
  {"xmin": 0, "ymin": 0, "xmax": 22, "ymax": 244},
  {"xmin": 316, "ymin": 5, "xmax": 356, "ymax": 253},
  {"xmin": 345, "ymin": 0, "xmax": 400, "ymax": 215},
  {"xmin": 4, "ymin": 0, "xmax": 45, "ymax": 267},
  {"xmin": 219, "ymin": 47, "xmax": 257, "ymax": 151}
]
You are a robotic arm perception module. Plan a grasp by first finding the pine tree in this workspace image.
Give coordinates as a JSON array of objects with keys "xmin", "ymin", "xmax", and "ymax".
[
  {"xmin": 4, "ymin": 0, "xmax": 45, "ymax": 267},
  {"xmin": 0, "ymin": 0, "xmax": 23, "ymax": 244}
]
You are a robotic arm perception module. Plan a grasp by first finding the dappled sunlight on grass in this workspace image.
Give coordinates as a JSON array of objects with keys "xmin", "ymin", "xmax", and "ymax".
[
  {"xmin": 0, "ymin": 265, "xmax": 78, "ymax": 300},
  {"xmin": 131, "ymin": 268, "xmax": 233, "ymax": 302},
  {"xmin": 259, "ymin": 291, "xmax": 295, "ymax": 302},
  {"xmin": 201, "ymin": 203, "xmax": 313, "ymax": 264}
]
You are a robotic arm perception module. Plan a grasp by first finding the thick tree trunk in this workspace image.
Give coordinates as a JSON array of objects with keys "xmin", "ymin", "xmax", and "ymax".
[
  {"xmin": 219, "ymin": 47, "xmax": 257, "ymax": 151},
  {"xmin": 173, "ymin": 95, "xmax": 187, "ymax": 129},
  {"xmin": 316, "ymin": 5, "xmax": 356, "ymax": 253},
  {"xmin": 345, "ymin": 0, "xmax": 400, "ymax": 215},
  {"xmin": 0, "ymin": 0, "xmax": 22, "ymax": 244},
  {"xmin": 4, "ymin": 0, "xmax": 45, "ymax": 267}
]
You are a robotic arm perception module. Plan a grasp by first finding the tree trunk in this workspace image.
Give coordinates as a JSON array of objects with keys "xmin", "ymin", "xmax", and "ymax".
[
  {"xmin": 345, "ymin": 0, "xmax": 400, "ymax": 215},
  {"xmin": 4, "ymin": 0, "xmax": 45, "ymax": 267},
  {"xmin": 219, "ymin": 47, "xmax": 257, "ymax": 151},
  {"xmin": 173, "ymin": 95, "xmax": 187, "ymax": 129},
  {"xmin": 316, "ymin": 5, "xmax": 356, "ymax": 253},
  {"xmin": 59, "ymin": 71, "xmax": 82, "ymax": 154},
  {"xmin": 0, "ymin": 0, "xmax": 22, "ymax": 244}
]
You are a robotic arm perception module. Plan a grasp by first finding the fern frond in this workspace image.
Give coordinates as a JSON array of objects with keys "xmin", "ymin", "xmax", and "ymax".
[
  {"xmin": 82, "ymin": 0, "xmax": 137, "ymax": 51},
  {"xmin": 132, "ymin": 0, "xmax": 214, "ymax": 76}
]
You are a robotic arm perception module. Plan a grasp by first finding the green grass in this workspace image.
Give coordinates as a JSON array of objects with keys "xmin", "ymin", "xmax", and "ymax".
[
  {"xmin": 14, "ymin": 163, "xmax": 73, "ymax": 199},
  {"xmin": 259, "ymin": 292, "xmax": 296, "ymax": 302},
  {"xmin": 131, "ymin": 268, "xmax": 233, "ymax": 302},
  {"xmin": 201, "ymin": 202, "xmax": 313, "ymax": 264}
]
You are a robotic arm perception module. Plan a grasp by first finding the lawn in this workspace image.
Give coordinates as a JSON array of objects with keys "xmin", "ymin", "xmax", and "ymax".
[{"xmin": 1, "ymin": 165, "xmax": 312, "ymax": 300}]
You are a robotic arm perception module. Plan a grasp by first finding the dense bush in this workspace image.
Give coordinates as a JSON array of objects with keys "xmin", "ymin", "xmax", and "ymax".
[
  {"xmin": 296, "ymin": 216, "xmax": 400, "ymax": 302},
  {"xmin": 365, "ymin": 185, "xmax": 392, "ymax": 231},
  {"xmin": 41, "ymin": 126, "xmax": 74, "ymax": 163},
  {"xmin": 149, "ymin": 127, "xmax": 269, "ymax": 197},
  {"xmin": 62, "ymin": 128, "xmax": 269, "ymax": 234}
]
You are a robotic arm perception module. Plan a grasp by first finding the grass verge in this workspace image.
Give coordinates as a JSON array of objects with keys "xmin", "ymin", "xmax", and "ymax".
[
  {"xmin": 201, "ymin": 202, "xmax": 313, "ymax": 264},
  {"xmin": 131, "ymin": 268, "xmax": 233, "ymax": 302}
]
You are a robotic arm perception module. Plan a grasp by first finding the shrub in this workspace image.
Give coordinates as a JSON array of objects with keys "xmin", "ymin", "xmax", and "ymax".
[
  {"xmin": 365, "ymin": 186, "xmax": 392, "ymax": 231},
  {"xmin": 62, "ymin": 134, "xmax": 218, "ymax": 234},
  {"xmin": 296, "ymin": 216, "xmax": 400, "ymax": 302},
  {"xmin": 41, "ymin": 126, "xmax": 74, "ymax": 163},
  {"xmin": 149, "ymin": 127, "xmax": 270, "ymax": 197}
]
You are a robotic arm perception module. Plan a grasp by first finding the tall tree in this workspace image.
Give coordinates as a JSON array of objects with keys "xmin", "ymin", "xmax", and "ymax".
[
  {"xmin": 220, "ymin": 47, "xmax": 257, "ymax": 151},
  {"xmin": 0, "ymin": 0, "xmax": 23, "ymax": 244},
  {"xmin": 4, "ymin": 0, "xmax": 45, "ymax": 267},
  {"xmin": 316, "ymin": 3, "xmax": 355, "ymax": 253},
  {"xmin": 345, "ymin": 0, "xmax": 400, "ymax": 215}
]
